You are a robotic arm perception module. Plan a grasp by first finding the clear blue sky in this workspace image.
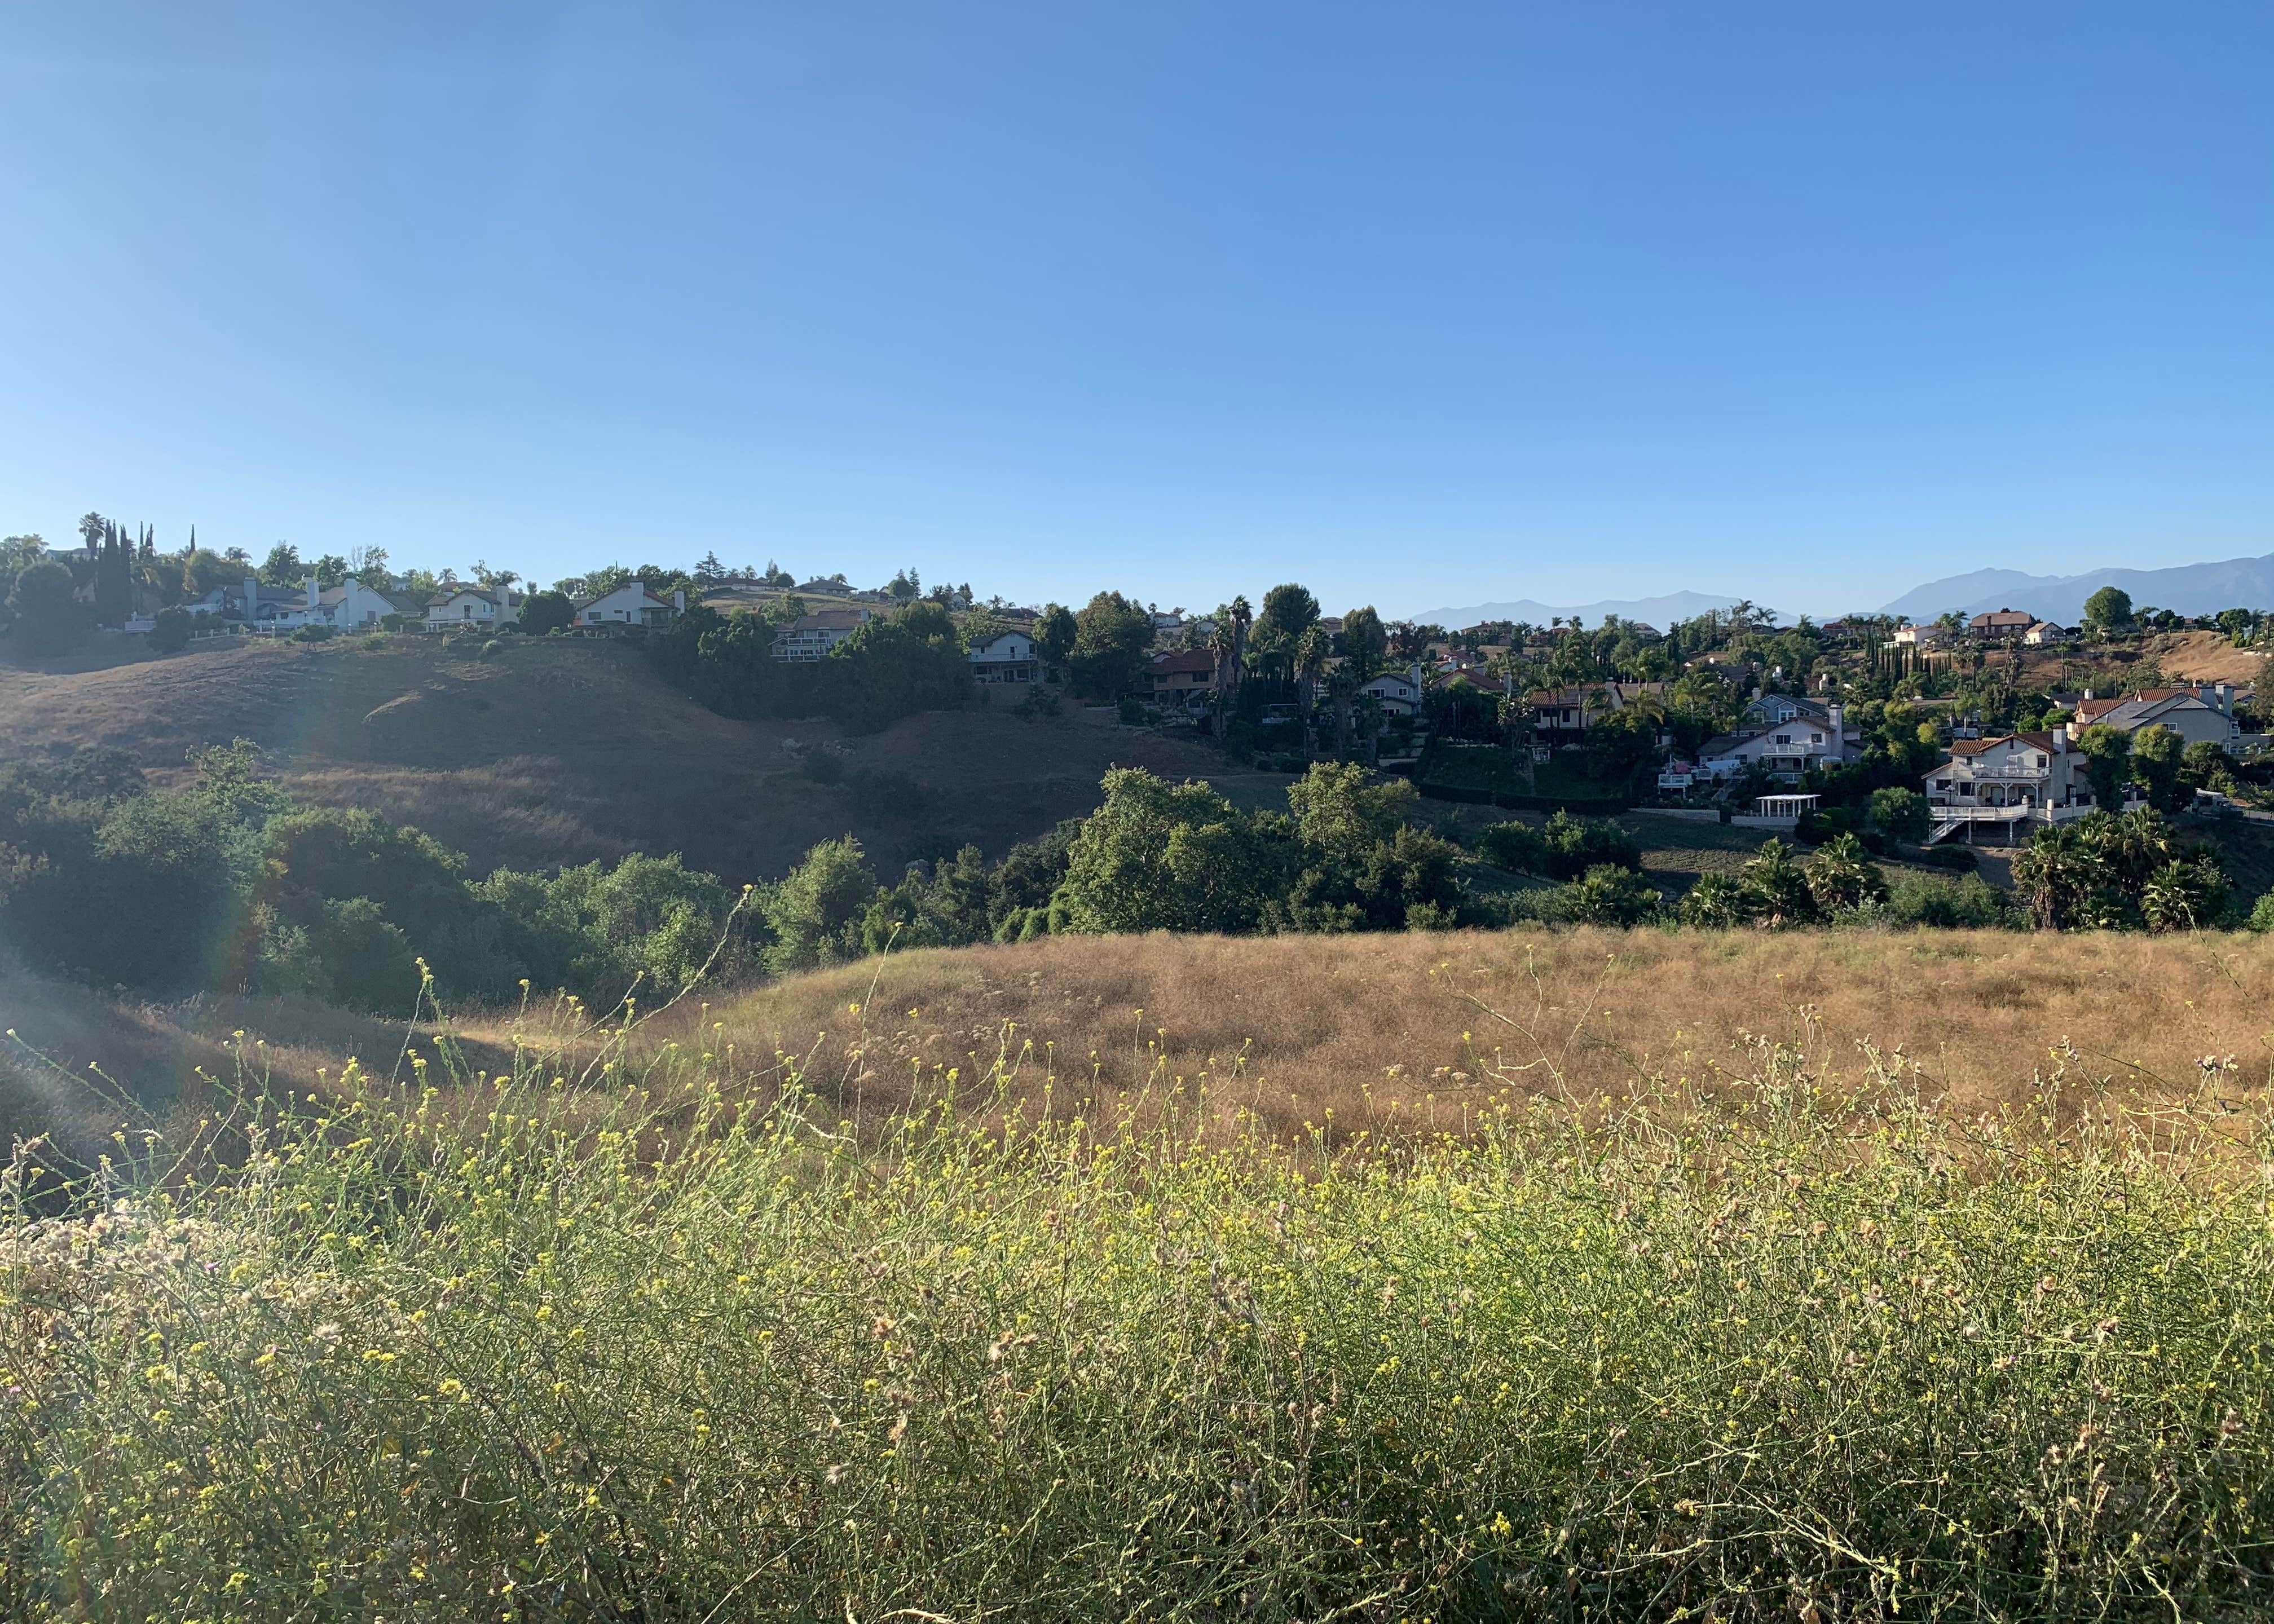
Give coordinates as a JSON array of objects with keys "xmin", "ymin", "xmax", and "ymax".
[{"xmin": 5, "ymin": 3, "xmax": 2270, "ymax": 619}]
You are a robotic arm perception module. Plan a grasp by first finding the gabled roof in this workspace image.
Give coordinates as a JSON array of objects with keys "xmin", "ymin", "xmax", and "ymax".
[
  {"xmin": 1145, "ymin": 650, "xmax": 1216, "ymax": 676},
  {"xmin": 1946, "ymin": 730, "xmax": 2059, "ymax": 758},
  {"xmin": 2074, "ymin": 689, "xmax": 2213, "ymax": 727},
  {"xmin": 777, "ymin": 608, "xmax": 869, "ymax": 633},
  {"xmin": 576, "ymin": 584, "xmax": 671, "ymax": 610},
  {"xmin": 321, "ymin": 584, "xmax": 418, "ymax": 611},
  {"xmin": 969, "ymin": 630, "xmax": 1034, "ymax": 654}
]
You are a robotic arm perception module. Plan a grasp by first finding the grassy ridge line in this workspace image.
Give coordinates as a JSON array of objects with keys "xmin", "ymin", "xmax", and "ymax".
[{"xmin": 2, "ymin": 1029, "xmax": 2271, "ymax": 1620}]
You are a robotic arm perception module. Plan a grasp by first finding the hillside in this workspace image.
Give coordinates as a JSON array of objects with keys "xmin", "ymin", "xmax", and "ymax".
[
  {"xmin": 12, "ymin": 925, "xmax": 2267, "ymax": 1163},
  {"xmin": 0, "ymin": 636, "xmax": 1227, "ymax": 880},
  {"xmin": 14, "ymin": 925, "xmax": 2274, "ymax": 1619}
]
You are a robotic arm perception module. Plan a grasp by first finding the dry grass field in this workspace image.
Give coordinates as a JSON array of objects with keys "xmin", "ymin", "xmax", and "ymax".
[
  {"xmin": 653, "ymin": 926, "xmax": 2274, "ymax": 1140},
  {"xmin": 11, "ymin": 924, "xmax": 2274, "ymax": 1618},
  {"xmin": 17, "ymin": 926, "xmax": 2255, "ymax": 1160},
  {"xmin": 2157, "ymin": 626, "xmax": 2266, "ymax": 687},
  {"xmin": 0, "ymin": 635, "xmax": 1227, "ymax": 879}
]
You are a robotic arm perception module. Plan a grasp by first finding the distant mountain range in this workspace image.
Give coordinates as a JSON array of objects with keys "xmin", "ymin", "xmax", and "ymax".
[
  {"xmin": 1875, "ymin": 552, "xmax": 2274, "ymax": 626},
  {"xmin": 1402, "ymin": 590, "xmax": 1767, "ymax": 630}
]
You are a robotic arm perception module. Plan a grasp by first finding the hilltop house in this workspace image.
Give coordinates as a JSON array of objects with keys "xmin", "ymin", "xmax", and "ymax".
[
  {"xmin": 426, "ymin": 584, "xmax": 522, "ymax": 632},
  {"xmin": 1145, "ymin": 649, "xmax": 1218, "ymax": 709},
  {"xmin": 1695, "ymin": 696, "xmax": 1860, "ymax": 783},
  {"xmin": 1524, "ymin": 682, "xmax": 1668, "ymax": 747},
  {"xmin": 319, "ymin": 580, "xmax": 417, "ymax": 629},
  {"xmin": 2024, "ymin": 621, "xmax": 2073, "ymax": 646},
  {"xmin": 1968, "ymin": 608, "xmax": 2035, "ymax": 638},
  {"xmin": 2068, "ymin": 686, "xmax": 2240, "ymax": 749},
  {"xmin": 770, "ymin": 607, "xmax": 871, "ymax": 661},
  {"xmin": 1358, "ymin": 668, "xmax": 1423, "ymax": 717},
  {"xmin": 1893, "ymin": 623, "xmax": 1946, "ymax": 646},
  {"xmin": 1923, "ymin": 730, "xmax": 2099, "ymax": 841},
  {"xmin": 969, "ymin": 629, "xmax": 1039, "ymax": 684},
  {"xmin": 575, "ymin": 584, "xmax": 682, "ymax": 631}
]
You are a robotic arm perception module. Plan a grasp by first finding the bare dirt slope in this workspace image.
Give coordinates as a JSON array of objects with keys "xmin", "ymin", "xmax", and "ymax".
[
  {"xmin": 2156, "ymin": 629, "xmax": 2264, "ymax": 688},
  {"xmin": 0, "ymin": 637, "xmax": 1227, "ymax": 880}
]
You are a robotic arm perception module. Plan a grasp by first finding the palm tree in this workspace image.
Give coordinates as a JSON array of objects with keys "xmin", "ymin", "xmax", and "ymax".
[
  {"xmin": 1739, "ymin": 839, "xmax": 1817, "ymax": 928},
  {"xmin": 1804, "ymin": 833, "xmax": 1884, "ymax": 914},
  {"xmin": 2012, "ymin": 825, "xmax": 2096, "ymax": 930},
  {"xmin": 1293, "ymin": 626, "xmax": 1330, "ymax": 710}
]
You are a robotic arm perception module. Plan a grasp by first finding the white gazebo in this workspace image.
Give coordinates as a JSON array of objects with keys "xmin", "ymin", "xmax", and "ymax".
[{"xmin": 1749, "ymin": 793, "xmax": 1819, "ymax": 829}]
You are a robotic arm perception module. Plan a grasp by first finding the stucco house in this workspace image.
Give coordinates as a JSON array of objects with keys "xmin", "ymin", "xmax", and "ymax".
[
  {"xmin": 770, "ymin": 607, "xmax": 872, "ymax": 661},
  {"xmin": 426, "ymin": 584, "xmax": 522, "ymax": 632},
  {"xmin": 1922, "ymin": 730, "xmax": 2108, "ymax": 841},
  {"xmin": 2068, "ymin": 686, "xmax": 2240, "ymax": 749},
  {"xmin": 970, "ymin": 629, "xmax": 1039, "ymax": 684},
  {"xmin": 320, "ymin": 580, "xmax": 417, "ymax": 629},
  {"xmin": 575, "ymin": 584, "xmax": 682, "ymax": 631},
  {"xmin": 1358, "ymin": 668, "xmax": 1422, "ymax": 717},
  {"xmin": 1968, "ymin": 608, "xmax": 2035, "ymax": 638},
  {"xmin": 1145, "ymin": 649, "xmax": 1217, "ymax": 708},
  {"xmin": 1524, "ymin": 682, "xmax": 1668, "ymax": 747},
  {"xmin": 1695, "ymin": 698, "xmax": 1859, "ymax": 783}
]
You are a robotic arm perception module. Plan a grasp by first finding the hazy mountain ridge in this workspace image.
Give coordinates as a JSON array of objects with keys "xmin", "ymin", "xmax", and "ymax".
[
  {"xmin": 1404, "ymin": 591, "xmax": 1765, "ymax": 629},
  {"xmin": 1877, "ymin": 552, "xmax": 2274, "ymax": 625}
]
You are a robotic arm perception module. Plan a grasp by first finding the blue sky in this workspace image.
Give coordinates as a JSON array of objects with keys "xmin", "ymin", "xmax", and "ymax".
[{"xmin": 3, "ymin": 3, "xmax": 2270, "ymax": 619}]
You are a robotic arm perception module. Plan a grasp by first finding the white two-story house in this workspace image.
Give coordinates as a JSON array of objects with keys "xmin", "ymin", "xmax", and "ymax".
[
  {"xmin": 1696, "ymin": 698, "xmax": 1860, "ymax": 783},
  {"xmin": 969, "ymin": 629, "xmax": 1038, "ymax": 683},
  {"xmin": 770, "ymin": 607, "xmax": 872, "ymax": 661},
  {"xmin": 1359, "ymin": 668, "xmax": 1423, "ymax": 717},
  {"xmin": 319, "ymin": 579, "xmax": 416, "ymax": 629},
  {"xmin": 1923, "ymin": 729, "xmax": 2103, "ymax": 840}
]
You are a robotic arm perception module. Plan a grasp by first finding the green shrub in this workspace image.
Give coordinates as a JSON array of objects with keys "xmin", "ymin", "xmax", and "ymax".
[
  {"xmin": 1557, "ymin": 862, "xmax": 1660, "ymax": 925},
  {"xmin": 1885, "ymin": 871, "xmax": 2011, "ymax": 928},
  {"xmin": 1866, "ymin": 786, "xmax": 1930, "ymax": 843},
  {"xmin": 519, "ymin": 589, "xmax": 575, "ymax": 637},
  {"xmin": 148, "ymin": 606, "xmax": 192, "ymax": 653}
]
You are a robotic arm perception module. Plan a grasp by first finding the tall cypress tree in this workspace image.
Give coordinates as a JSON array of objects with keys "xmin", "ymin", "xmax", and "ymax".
[{"xmin": 95, "ymin": 519, "xmax": 133, "ymax": 626}]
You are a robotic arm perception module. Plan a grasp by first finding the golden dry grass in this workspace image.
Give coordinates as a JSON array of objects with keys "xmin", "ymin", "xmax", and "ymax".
[
  {"xmin": 14, "ymin": 926, "xmax": 2273, "ymax": 1159},
  {"xmin": 539, "ymin": 926, "xmax": 2274, "ymax": 1142},
  {"xmin": 2157, "ymin": 627, "xmax": 2266, "ymax": 687}
]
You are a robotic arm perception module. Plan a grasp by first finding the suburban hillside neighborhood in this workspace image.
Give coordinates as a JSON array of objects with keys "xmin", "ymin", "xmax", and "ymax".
[{"xmin": 5, "ymin": 520, "xmax": 2272, "ymax": 848}]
